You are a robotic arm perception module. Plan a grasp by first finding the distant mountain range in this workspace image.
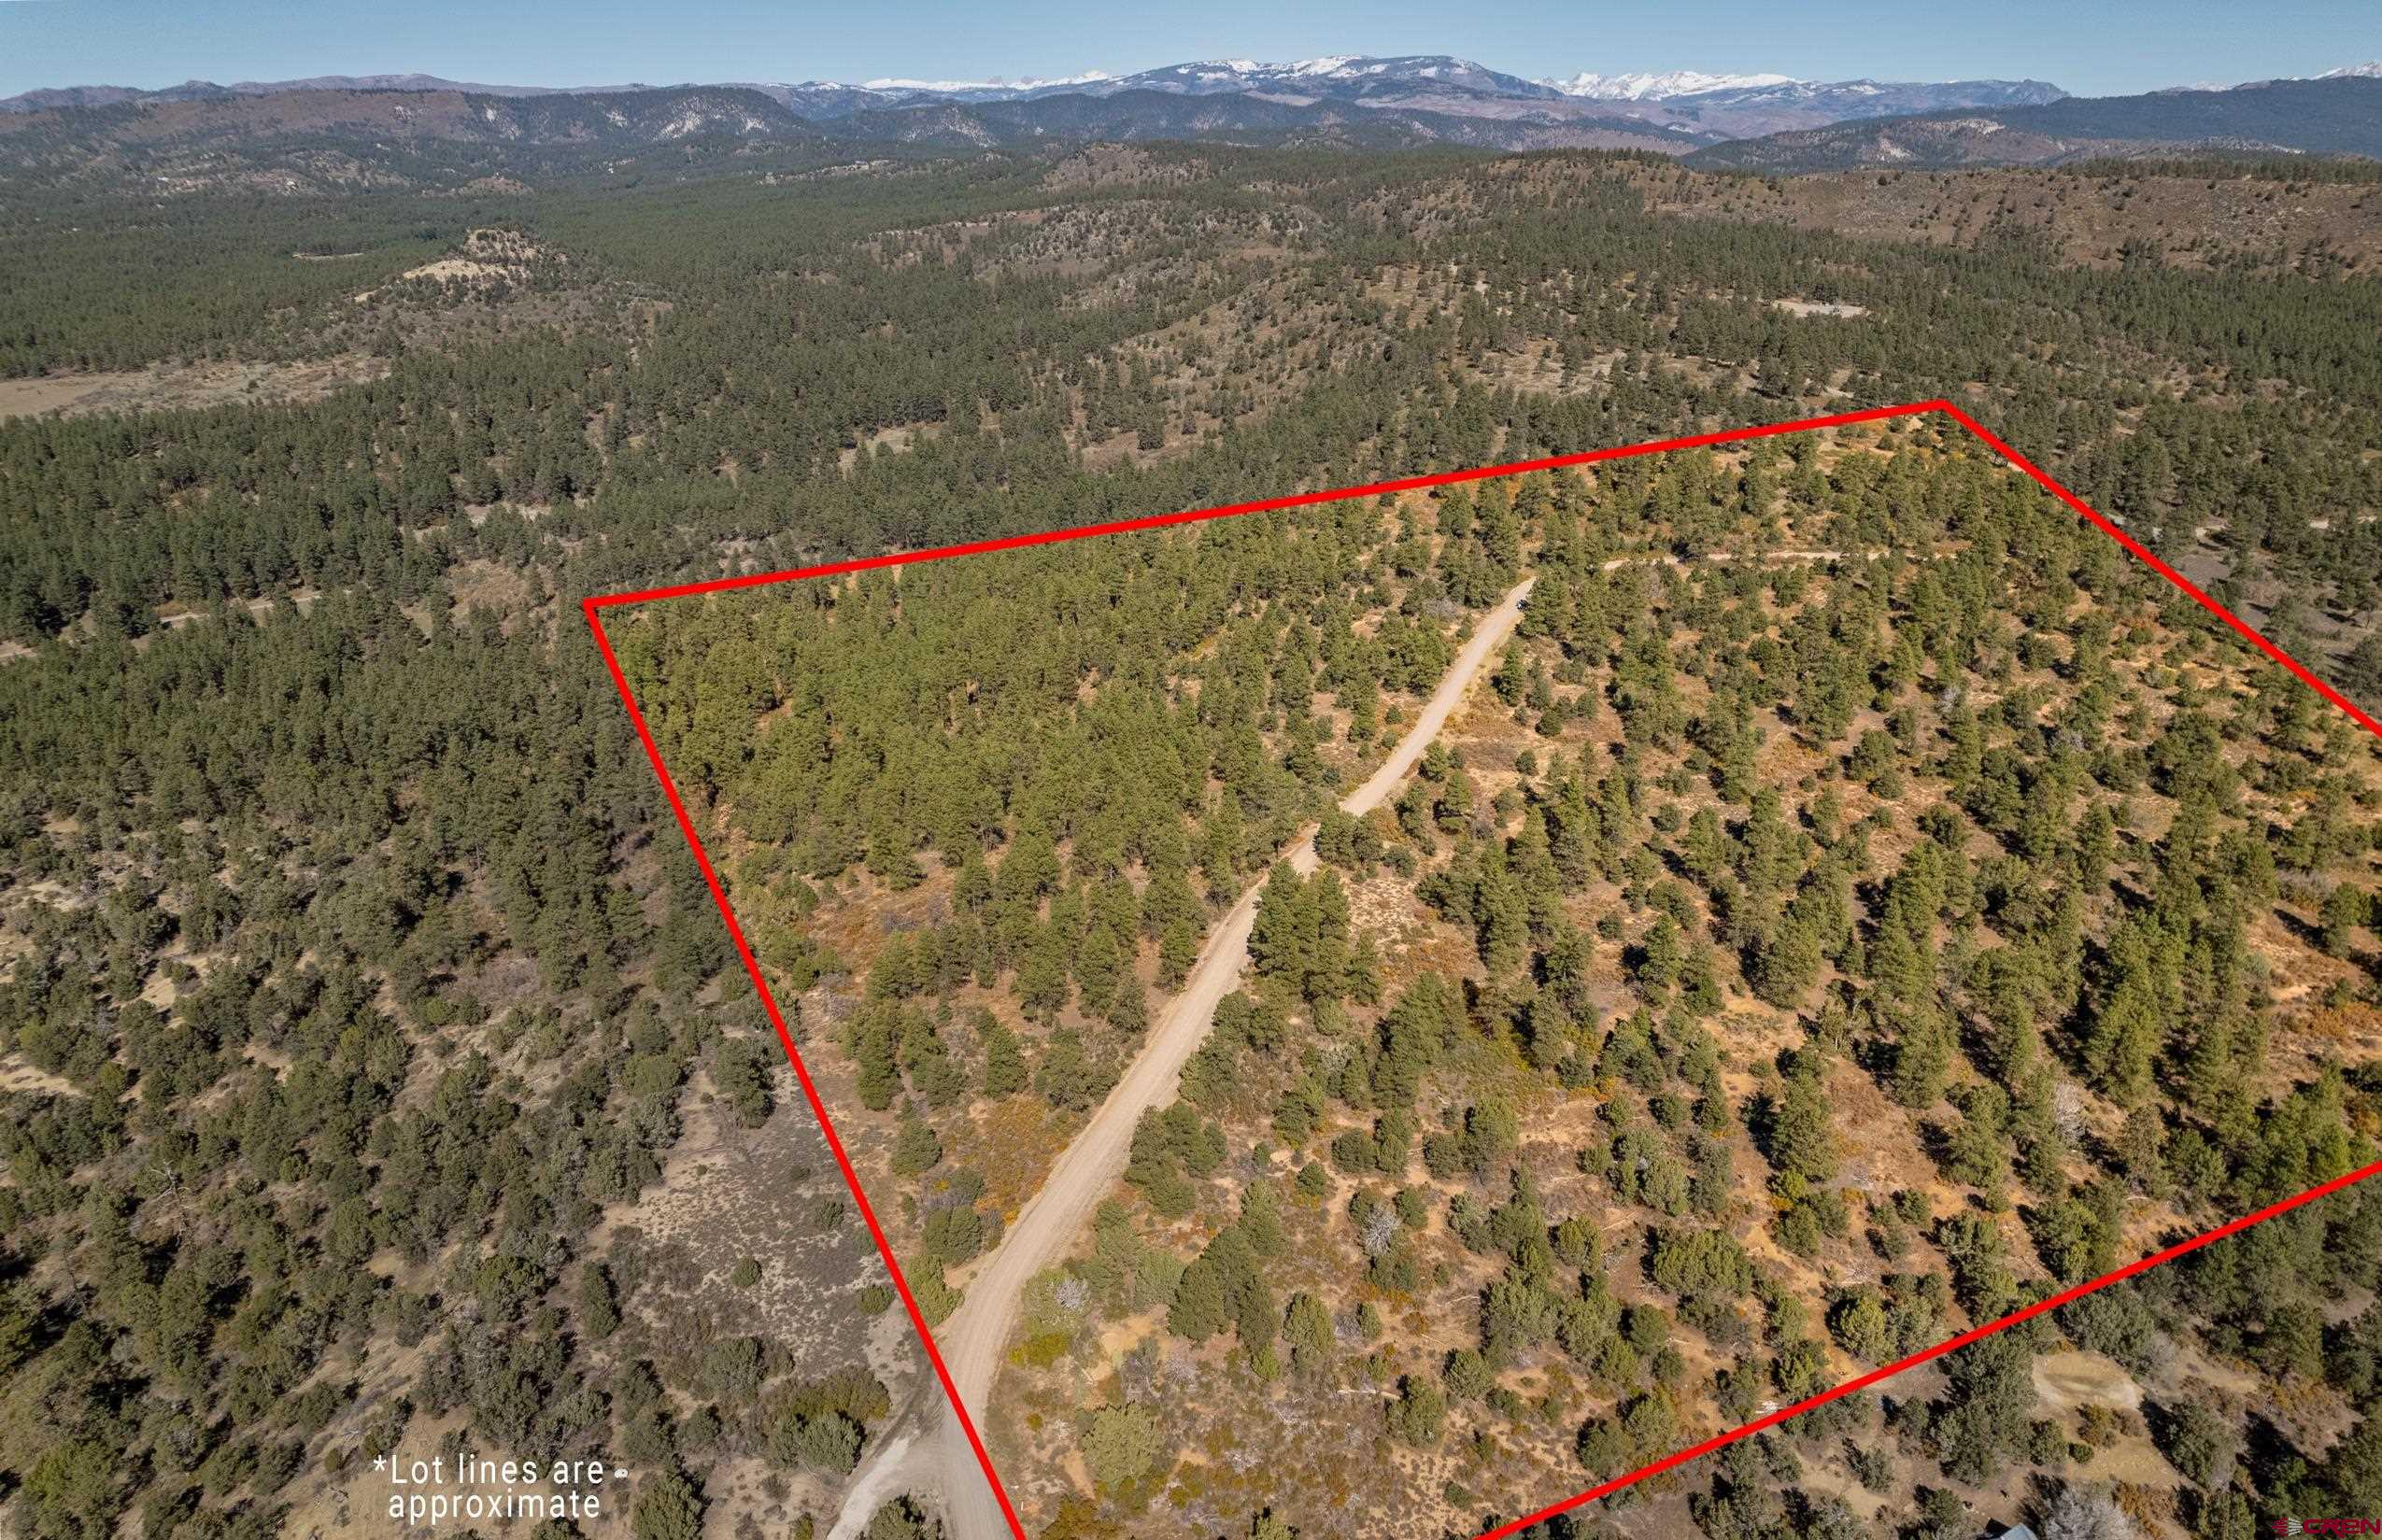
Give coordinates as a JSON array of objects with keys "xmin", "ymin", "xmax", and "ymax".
[
  {"xmin": 2165, "ymin": 60, "xmax": 2382, "ymax": 92},
  {"xmin": 0, "ymin": 54, "xmax": 2067, "ymax": 141},
  {"xmin": 1587, "ymin": 77, "xmax": 2070, "ymax": 140},
  {"xmin": 788, "ymin": 60, "xmax": 2075, "ymax": 142},
  {"xmin": 0, "ymin": 53, "xmax": 2373, "ymax": 191},
  {"xmin": 815, "ymin": 89, "xmax": 1696, "ymax": 154},
  {"xmin": 0, "ymin": 73, "xmax": 611, "ymax": 112},
  {"xmin": 1688, "ymin": 76, "xmax": 2382, "ymax": 173}
]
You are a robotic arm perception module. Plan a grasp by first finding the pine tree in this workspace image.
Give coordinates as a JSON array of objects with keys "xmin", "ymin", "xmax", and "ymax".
[
  {"xmin": 1283, "ymin": 1292, "xmax": 1333, "ymax": 1372},
  {"xmin": 1074, "ymin": 922, "xmax": 1124, "ymax": 1018},
  {"xmin": 1751, "ymin": 910, "xmax": 1824, "ymax": 1008},
  {"xmin": 2086, "ymin": 937, "xmax": 2163, "ymax": 1108},
  {"xmin": 1250, "ymin": 863, "xmax": 1315, "ymax": 994},
  {"xmin": 1015, "ymin": 923, "xmax": 1073, "ymax": 1023},
  {"xmin": 1169, "ymin": 1256, "xmax": 1229, "ymax": 1343},
  {"xmin": 978, "ymin": 1015, "xmax": 1028, "ymax": 1097},
  {"xmin": 630, "ymin": 1469, "xmax": 703, "ymax": 1540},
  {"xmin": 1766, "ymin": 1067, "xmax": 1837, "ymax": 1185},
  {"xmin": 2322, "ymin": 883, "xmax": 2370, "ymax": 957},
  {"xmin": 891, "ymin": 1116, "xmax": 943, "ymax": 1178},
  {"xmin": 1829, "ymin": 1290, "xmax": 1891, "ymax": 1363},
  {"xmin": 1158, "ymin": 915, "xmax": 1199, "ymax": 988},
  {"xmin": 1890, "ymin": 1007, "xmax": 1953, "ymax": 1110},
  {"xmin": 1493, "ymin": 641, "xmax": 1527, "ymax": 706}
]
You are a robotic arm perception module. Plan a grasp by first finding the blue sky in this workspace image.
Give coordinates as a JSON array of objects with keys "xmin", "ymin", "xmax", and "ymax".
[{"xmin": 2, "ymin": 0, "xmax": 2375, "ymax": 100}]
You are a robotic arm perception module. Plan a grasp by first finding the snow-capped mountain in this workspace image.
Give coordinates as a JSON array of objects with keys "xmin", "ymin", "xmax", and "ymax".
[
  {"xmin": 856, "ymin": 55, "xmax": 1570, "ymax": 105},
  {"xmin": 2162, "ymin": 61, "xmax": 2382, "ymax": 92},
  {"xmin": 1100, "ymin": 55, "xmax": 1564, "ymax": 100},
  {"xmin": 1587, "ymin": 76, "xmax": 2067, "ymax": 136},
  {"xmin": 741, "ymin": 80, "xmax": 901, "ymax": 115},
  {"xmin": 858, "ymin": 69, "xmax": 1117, "ymax": 99},
  {"xmin": 1691, "ymin": 73, "xmax": 2382, "ymax": 173},
  {"xmin": 792, "ymin": 57, "xmax": 2063, "ymax": 136},
  {"xmin": 0, "ymin": 50, "xmax": 2074, "ymax": 150},
  {"xmin": 1542, "ymin": 71, "xmax": 1797, "ymax": 100}
]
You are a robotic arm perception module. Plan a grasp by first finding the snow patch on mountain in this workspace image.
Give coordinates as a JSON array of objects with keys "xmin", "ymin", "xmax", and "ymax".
[
  {"xmin": 1172, "ymin": 57, "xmax": 1447, "ymax": 84},
  {"xmin": 2176, "ymin": 61, "xmax": 2382, "ymax": 91},
  {"xmin": 861, "ymin": 70, "xmax": 1115, "ymax": 92},
  {"xmin": 1543, "ymin": 70, "xmax": 1798, "ymax": 100}
]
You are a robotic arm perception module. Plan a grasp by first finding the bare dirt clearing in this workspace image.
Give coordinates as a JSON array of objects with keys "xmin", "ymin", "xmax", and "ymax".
[{"xmin": 0, "ymin": 354, "xmax": 388, "ymax": 419}]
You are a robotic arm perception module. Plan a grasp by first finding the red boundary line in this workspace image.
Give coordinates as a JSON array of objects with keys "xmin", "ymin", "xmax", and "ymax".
[{"xmin": 581, "ymin": 400, "xmax": 2382, "ymax": 1540}]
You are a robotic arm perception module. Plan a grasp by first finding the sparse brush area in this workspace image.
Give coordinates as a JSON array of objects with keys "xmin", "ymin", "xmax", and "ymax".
[
  {"xmin": 0, "ymin": 134, "xmax": 2380, "ymax": 1540},
  {"xmin": 1634, "ymin": 161, "xmax": 2382, "ymax": 279}
]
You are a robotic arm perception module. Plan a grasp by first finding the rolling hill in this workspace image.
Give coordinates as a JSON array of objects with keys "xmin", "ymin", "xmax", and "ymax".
[
  {"xmin": 0, "ymin": 86, "xmax": 820, "ymax": 194},
  {"xmin": 0, "ymin": 56, "xmax": 2372, "ymax": 196},
  {"xmin": 1687, "ymin": 76, "xmax": 2382, "ymax": 172}
]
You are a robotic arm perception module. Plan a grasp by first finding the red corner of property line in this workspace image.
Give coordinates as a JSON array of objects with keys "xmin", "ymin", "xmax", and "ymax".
[
  {"xmin": 582, "ymin": 606, "xmax": 1028, "ymax": 1539},
  {"xmin": 1476, "ymin": 1151, "xmax": 2382, "ymax": 1540},
  {"xmin": 1934, "ymin": 403, "xmax": 2382, "ymax": 745},
  {"xmin": 582, "ymin": 401, "xmax": 2382, "ymax": 1540},
  {"xmin": 580, "ymin": 399, "xmax": 1950, "ymax": 612}
]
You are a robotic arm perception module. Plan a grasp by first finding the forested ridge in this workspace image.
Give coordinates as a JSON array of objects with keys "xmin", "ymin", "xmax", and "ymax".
[
  {"xmin": 7, "ymin": 153, "xmax": 2378, "ymax": 667},
  {"xmin": 0, "ymin": 139, "xmax": 2378, "ymax": 1540}
]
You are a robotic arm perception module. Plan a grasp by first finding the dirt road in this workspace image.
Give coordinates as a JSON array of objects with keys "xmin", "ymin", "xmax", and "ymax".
[{"xmin": 827, "ymin": 577, "xmax": 1533, "ymax": 1540}]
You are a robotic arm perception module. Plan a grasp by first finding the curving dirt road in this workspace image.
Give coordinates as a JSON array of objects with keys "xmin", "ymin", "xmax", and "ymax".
[
  {"xmin": 824, "ymin": 550, "xmax": 1922, "ymax": 1537},
  {"xmin": 827, "ymin": 577, "xmax": 1534, "ymax": 1540}
]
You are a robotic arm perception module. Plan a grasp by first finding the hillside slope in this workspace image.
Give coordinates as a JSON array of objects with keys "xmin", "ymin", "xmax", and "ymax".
[
  {"xmin": 1689, "ymin": 76, "xmax": 2382, "ymax": 171},
  {"xmin": 0, "ymin": 85, "xmax": 819, "ymax": 191}
]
